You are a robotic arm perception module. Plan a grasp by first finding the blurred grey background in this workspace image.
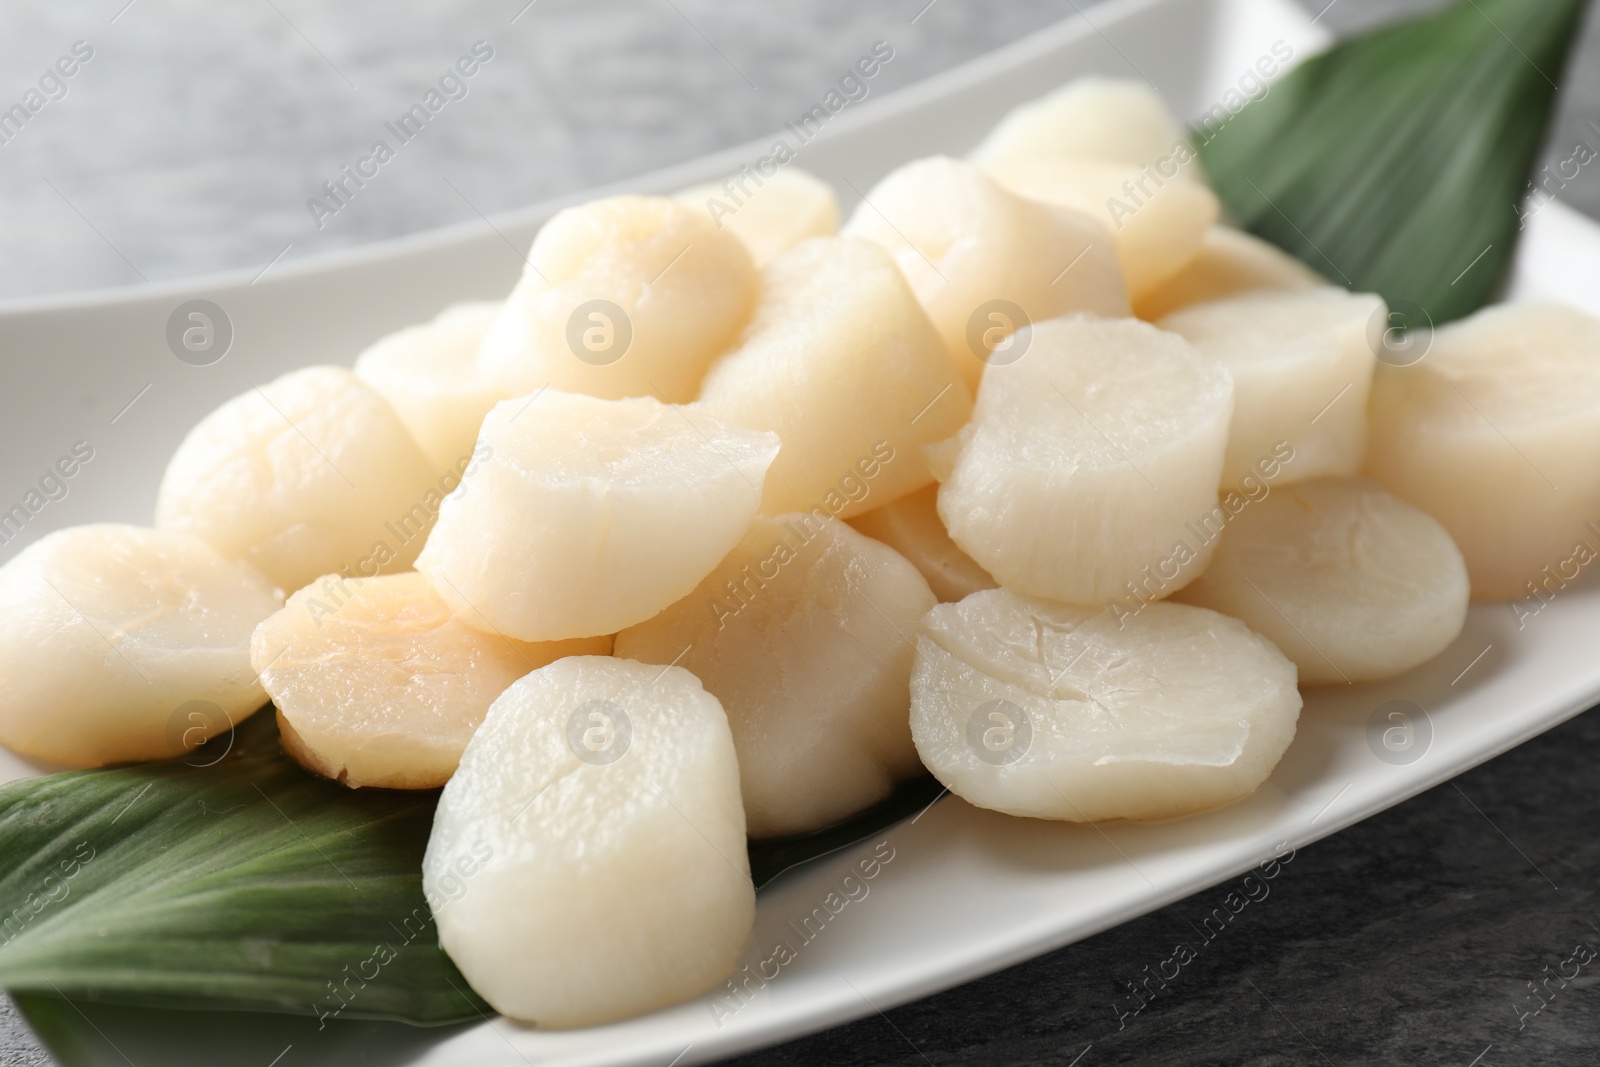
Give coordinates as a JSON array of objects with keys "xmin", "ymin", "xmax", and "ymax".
[
  {"xmin": 3, "ymin": 0, "xmax": 1599, "ymax": 1063},
  {"xmin": 0, "ymin": 0, "xmax": 1596, "ymax": 303}
]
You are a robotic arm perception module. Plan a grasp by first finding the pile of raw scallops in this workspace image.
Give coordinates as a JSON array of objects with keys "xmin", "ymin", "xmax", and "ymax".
[{"xmin": 3, "ymin": 78, "xmax": 1598, "ymax": 1028}]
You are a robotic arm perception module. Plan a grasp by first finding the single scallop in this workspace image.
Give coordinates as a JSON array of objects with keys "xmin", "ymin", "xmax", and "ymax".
[
  {"xmin": 910, "ymin": 588, "xmax": 1301, "ymax": 822},
  {"xmin": 1160, "ymin": 288, "xmax": 1384, "ymax": 490},
  {"xmin": 984, "ymin": 158, "xmax": 1219, "ymax": 300},
  {"xmin": 1364, "ymin": 302, "xmax": 1600, "ymax": 599},
  {"xmin": 477, "ymin": 195, "xmax": 758, "ymax": 404},
  {"xmin": 675, "ymin": 167, "xmax": 840, "ymax": 267},
  {"xmin": 1134, "ymin": 226, "xmax": 1323, "ymax": 321},
  {"xmin": 424, "ymin": 655, "xmax": 752, "ymax": 1028},
  {"xmin": 842, "ymin": 155, "xmax": 1128, "ymax": 392},
  {"xmin": 616, "ymin": 515, "xmax": 935, "ymax": 838},
  {"xmin": 155, "ymin": 365, "xmax": 438, "ymax": 595},
  {"xmin": 0, "ymin": 525, "xmax": 281, "ymax": 767},
  {"xmin": 972, "ymin": 77, "xmax": 1196, "ymax": 178},
  {"xmin": 416, "ymin": 390, "xmax": 779, "ymax": 641},
  {"xmin": 353, "ymin": 301, "xmax": 508, "ymax": 477},
  {"xmin": 849, "ymin": 483, "xmax": 996, "ymax": 603},
  {"xmin": 697, "ymin": 236, "xmax": 972, "ymax": 518},
  {"xmin": 251, "ymin": 571, "xmax": 611, "ymax": 788},
  {"xmin": 1175, "ymin": 478, "xmax": 1469, "ymax": 685},
  {"xmin": 935, "ymin": 315, "xmax": 1232, "ymax": 606}
]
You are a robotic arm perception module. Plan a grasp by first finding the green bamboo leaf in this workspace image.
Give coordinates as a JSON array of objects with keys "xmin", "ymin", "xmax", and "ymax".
[
  {"xmin": 0, "ymin": 712, "xmax": 489, "ymax": 1025},
  {"xmin": 0, "ymin": 705, "xmax": 943, "ymax": 1022},
  {"xmin": 748, "ymin": 775, "xmax": 944, "ymax": 889},
  {"xmin": 1197, "ymin": 0, "xmax": 1591, "ymax": 326}
]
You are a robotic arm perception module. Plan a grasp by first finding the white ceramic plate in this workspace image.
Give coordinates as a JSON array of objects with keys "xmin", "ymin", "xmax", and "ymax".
[{"xmin": 7, "ymin": 0, "xmax": 1600, "ymax": 1063}]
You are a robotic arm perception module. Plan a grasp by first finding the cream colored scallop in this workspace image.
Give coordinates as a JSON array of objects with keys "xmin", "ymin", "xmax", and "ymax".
[
  {"xmin": 675, "ymin": 167, "xmax": 840, "ymax": 267},
  {"xmin": 1364, "ymin": 302, "xmax": 1600, "ymax": 600},
  {"xmin": 850, "ymin": 484, "xmax": 996, "ymax": 603},
  {"xmin": 0, "ymin": 525, "xmax": 281, "ymax": 767},
  {"xmin": 424, "ymin": 656, "xmax": 752, "ymax": 1028},
  {"xmin": 616, "ymin": 515, "xmax": 935, "ymax": 838},
  {"xmin": 910, "ymin": 589, "xmax": 1301, "ymax": 822},
  {"xmin": 154, "ymin": 365, "xmax": 437, "ymax": 594},
  {"xmin": 251, "ymin": 571, "xmax": 611, "ymax": 789},
  {"xmin": 697, "ymin": 236, "xmax": 972, "ymax": 518},
  {"xmin": 1175, "ymin": 478, "xmax": 1469, "ymax": 685},
  {"xmin": 353, "ymin": 301, "xmax": 509, "ymax": 476},
  {"xmin": 935, "ymin": 315, "xmax": 1232, "ymax": 606},
  {"xmin": 972, "ymin": 77, "xmax": 1196, "ymax": 178},
  {"xmin": 477, "ymin": 195, "xmax": 758, "ymax": 404},
  {"xmin": 1161, "ymin": 288, "xmax": 1384, "ymax": 490},
  {"xmin": 415, "ymin": 390, "xmax": 779, "ymax": 641},
  {"xmin": 984, "ymin": 158, "xmax": 1219, "ymax": 300},
  {"xmin": 842, "ymin": 155, "xmax": 1128, "ymax": 392},
  {"xmin": 1135, "ymin": 226, "xmax": 1323, "ymax": 321}
]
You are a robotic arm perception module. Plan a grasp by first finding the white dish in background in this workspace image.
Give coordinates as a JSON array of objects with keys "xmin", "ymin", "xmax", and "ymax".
[{"xmin": 7, "ymin": 0, "xmax": 1600, "ymax": 1063}]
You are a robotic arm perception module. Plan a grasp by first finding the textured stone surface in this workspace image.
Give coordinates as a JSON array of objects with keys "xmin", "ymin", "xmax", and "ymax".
[
  {"xmin": 3, "ymin": 0, "xmax": 1600, "ymax": 1063},
  {"xmin": 0, "ymin": 995, "xmax": 51, "ymax": 1067},
  {"xmin": 0, "ymin": 0, "xmax": 1594, "ymax": 301}
]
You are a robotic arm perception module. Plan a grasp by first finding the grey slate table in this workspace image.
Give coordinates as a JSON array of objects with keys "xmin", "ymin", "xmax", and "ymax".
[{"xmin": 3, "ymin": 1, "xmax": 1599, "ymax": 1064}]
